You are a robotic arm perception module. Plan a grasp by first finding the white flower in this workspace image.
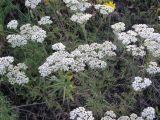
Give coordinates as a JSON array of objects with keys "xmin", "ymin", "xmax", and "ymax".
[
  {"xmin": 7, "ymin": 63, "xmax": 29, "ymax": 85},
  {"xmin": 38, "ymin": 50, "xmax": 74, "ymax": 77},
  {"xmin": 101, "ymin": 110, "xmax": 116, "ymax": 120},
  {"xmin": 94, "ymin": 4, "xmax": 115, "ymax": 15},
  {"xmin": 6, "ymin": 34, "xmax": 28, "ymax": 48},
  {"xmin": 101, "ymin": 111, "xmax": 144, "ymax": 120},
  {"xmin": 88, "ymin": 58, "xmax": 107, "ymax": 69},
  {"xmin": 132, "ymin": 77, "xmax": 152, "ymax": 91},
  {"xmin": 25, "ymin": 0, "xmax": 41, "ymax": 9},
  {"xmin": 38, "ymin": 16, "xmax": 53, "ymax": 25},
  {"xmin": 39, "ymin": 41, "xmax": 116, "ymax": 77},
  {"xmin": 31, "ymin": 26, "xmax": 47, "ymax": 43},
  {"xmin": 146, "ymin": 61, "xmax": 160, "ymax": 74},
  {"xmin": 130, "ymin": 113, "xmax": 144, "ymax": 120},
  {"xmin": 144, "ymin": 39, "xmax": 160, "ymax": 58},
  {"xmin": 70, "ymin": 107, "xmax": 94, "ymax": 120},
  {"xmin": 70, "ymin": 13, "xmax": 92, "ymax": 24},
  {"xmin": 127, "ymin": 30, "xmax": 138, "ymax": 36},
  {"xmin": 132, "ymin": 24, "xmax": 148, "ymax": 33},
  {"xmin": 141, "ymin": 107, "xmax": 155, "ymax": 120},
  {"xmin": 117, "ymin": 32, "xmax": 138, "ymax": 45},
  {"xmin": 0, "ymin": 56, "xmax": 29, "ymax": 85},
  {"xmin": 126, "ymin": 45, "xmax": 146, "ymax": 57},
  {"xmin": 0, "ymin": 56, "xmax": 14, "ymax": 75},
  {"xmin": 52, "ymin": 43, "xmax": 66, "ymax": 51},
  {"xmin": 7, "ymin": 20, "xmax": 18, "ymax": 30},
  {"xmin": 7, "ymin": 23, "xmax": 47, "ymax": 47},
  {"xmin": 111, "ymin": 22, "xmax": 125, "ymax": 33},
  {"xmin": 117, "ymin": 116, "xmax": 130, "ymax": 120},
  {"xmin": 63, "ymin": 0, "xmax": 91, "ymax": 12}
]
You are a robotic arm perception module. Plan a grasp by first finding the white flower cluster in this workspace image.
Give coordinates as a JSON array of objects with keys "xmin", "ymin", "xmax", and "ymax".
[
  {"xmin": 70, "ymin": 13, "xmax": 92, "ymax": 24},
  {"xmin": 0, "ymin": 56, "xmax": 29, "ymax": 85},
  {"xmin": 69, "ymin": 108, "xmax": 156, "ymax": 120},
  {"xmin": 63, "ymin": 0, "xmax": 93, "ymax": 24},
  {"xmin": 126, "ymin": 45, "xmax": 146, "ymax": 57},
  {"xmin": 39, "ymin": 41, "xmax": 116, "ymax": 77},
  {"xmin": 94, "ymin": 4, "xmax": 115, "ymax": 15},
  {"xmin": 132, "ymin": 24, "xmax": 160, "ymax": 58},
  {"xmin": 20, "ymin": 24, "xmax": 47, "ymax": 43},
  {"xmin": 112, "ymin": 23, "xmax": 160, "ymax": 58},
  {"xmin": 111, "ymin": 22, "xmax": 125, "ymax": 33},
  {"xmin": 129, "ymin": 113, "xmax": 144, "ymax": 120},
  {"xmin": 141, "ymin": 107, "xmax": 155, "ymax": 120},
  {"xmin": 144, "ymin": 39, "xmax": 160, "ymax": 58},
  {"xmin": 25, "ymin": 0, "xmax": 41, "ymax": 9},
  {"xmin": 69, "ymin": 107, "xmax": 94, "ymax": 120},
  {"xmin": 6, "ymin": 23, "xmax": 47, "ymax": 47},
  {"xmin": 101, "ymin": 111, "xmax": 143, "ymax": 120},
  {"xmin": 0, "ymin": 56, "xmax": 14, "ymax": 75},
  {"xmin": 101, "ymin": 110, "xmax": 116, "ymax": 120},
  {"xmin": 7, "ymin": 20, "xmax": 18, "ymax": 30},
  {"xmin": 132, "ymin": 76, "xmax": 152, "ymax": 91},
  {"xmin": 7, "ymin": 63, "xmax": 29, "ymax": 85},
  {"xmin": 52, "ymin": 42, "xmax": 66, "ymax": 51},
  {"xmin": 117, "ymin": 32, "xmax": 138, "ymax": 45},
  {"xmin": 63, "ymin": 0, "xmax": 91, "ymax": 12},
  {"xmin": 6, "ymin": 34, "xmax": 28, "ymax": 48},
  {"xmin": 38, "ymin": 16, "xmax": 53, "ymax": 25},
  {"xmin": 146, "ymin": 61, "xmax": 160, "ymax": 74}
]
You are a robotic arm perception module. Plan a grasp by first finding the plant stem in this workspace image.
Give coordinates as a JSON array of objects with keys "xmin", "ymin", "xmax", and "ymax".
[{"xmin": 81, "ymin": 24, "xmax": 87, "ymax": 42}]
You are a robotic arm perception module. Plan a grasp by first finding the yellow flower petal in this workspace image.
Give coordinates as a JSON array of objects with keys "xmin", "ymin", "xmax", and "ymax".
[{"xmin": 104, "ymin": 1, "xmax": 116, "ymax": 9}]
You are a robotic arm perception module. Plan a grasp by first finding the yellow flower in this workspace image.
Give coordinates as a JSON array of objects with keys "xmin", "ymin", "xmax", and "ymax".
[{"xmin": 104, "ymin": 1, "xmax": 116, "ymax": 9}]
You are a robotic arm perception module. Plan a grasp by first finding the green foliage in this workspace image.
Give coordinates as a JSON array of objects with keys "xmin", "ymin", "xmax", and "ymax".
[
  {"xmin": 0, "ymin": 93, "xmax": 17, "ymax": 120},
  {"xmin": 0, "ymin": 0, "xmax": 160, "ymax": 119}
]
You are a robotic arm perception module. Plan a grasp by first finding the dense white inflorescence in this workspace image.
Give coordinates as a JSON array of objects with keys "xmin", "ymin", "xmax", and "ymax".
[
  {"xmin": 69, "ymin": 108, "xmax": 155, "ymax": 120},
  {"xmin": 132, "ymin": 76, "xmax": 152, "ymax": 91},
  {"xmin": 7, "ymin": 63, "xmax": 29, "ymax": 85},
  {"xmin": 146, "ymin": 61, "xmax": 160, "ymax": 74},
  {"xmin": 25, "ymin": 0, "xmax": 41, "ymax": 9},
  {"xmin": 0, "ymin": 56, "xmax": 14, "ymax": 75},
  {"xmin": 126, "ymin": 45, "xmax": 146, "ymax": 57},
  {"xmin": 94, "ymin": 4, "xmax": 115, "ymax": 15},
  {"xmin": 7, "ymin": 20, "xmax": 18, "ymax": 30},
  {"xmin": 52, "ymin": 42, "xmax": 66, "ymax": 51},
  {"xmin": 6, "ymin": 34, "xmax": 28, "ymax": 48},
  {"xmin": 70, "ymin": 107, "xmax": 94, "ymax": 120},
  {"xmin": 118, "ymin": 115, "xmax": 143, "ymax": 120},
  {"xmin": 70, "ymin": 13, "xmax": 92, "ymax": 24},
  {"xmin": 132, "ymin": 24, "xmax": 160, "ymax": 57},
  {"xmin": 141, "ymin": 107, "xmax": 155, "ymax": 120},
  {"xmin": 6, "ymin": 23, "xmax": 47, "ymax": 47},
  {"xmin": 130, "ymin": 113, "xmax": 144, "ymax": 120},
  {"xmin": 143, "ymin": 39, "xmax": 160, "ymax": 58},
  {"xmin": 38, "ymin": 41, "xmax": 116, "ymax": 77},
  {"xmin": 117, "ymin": 32, "xmax": 138, "ymax": 45},
  {"xmin": 111, "ymin": 22, "xmax": 125, "ymax": 33},
  {"xmin": 117, "ymin": 116, "xmax": 130, "ymax": 120},
  {"xmin": 127, "ymin": 30, "xmax": 138, "ymax": 37},
  {"xmin": 63, "ymin": 0, "xmax": 91, "ymax": 12},
  {"xmin": 0, "ymin": 57, "xmax": 29, "ymax": 85},
  {"xmin": 38, "ymin": 16, "xmax": 53, "ymax": 25},
  {"xmin": 112, "ymin": 22, "xmax": 160, "ymax": 58},
  {"xmin": 101, "ymin": 110, "xmax": 116, "ymax": 120},
  {"xmin": 101, "ymin": 111, "xmax": 144, "ymax": 120}
]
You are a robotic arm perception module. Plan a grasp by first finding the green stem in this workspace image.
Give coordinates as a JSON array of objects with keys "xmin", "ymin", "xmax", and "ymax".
[
  {"xmin": 81, "ymin": 24, "xmax": 87, "ymax": 42},
  {"xmin": 42, "ymin": 43, "xmax": 48, "ymax": 56}
]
